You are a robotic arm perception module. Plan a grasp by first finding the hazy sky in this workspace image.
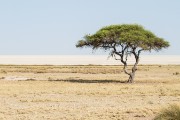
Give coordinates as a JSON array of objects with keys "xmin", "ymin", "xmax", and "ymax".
[{"xmin": 0, "ymin": 0, "xmax": 179, "ymax": 55}]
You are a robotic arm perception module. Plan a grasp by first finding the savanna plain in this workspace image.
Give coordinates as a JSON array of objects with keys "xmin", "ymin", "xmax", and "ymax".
[{"xmin": 0, "ymin": 65, "xmax": 180, "ymax": 120}]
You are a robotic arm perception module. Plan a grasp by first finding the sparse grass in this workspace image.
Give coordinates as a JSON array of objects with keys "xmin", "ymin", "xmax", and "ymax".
[
  {"xmin": 154, "ymin": 104, "xmax": 180, "ymax": 120},
  {"xmin": 0, "ymin": 65, "xmax": 179, "ymax": 120}
]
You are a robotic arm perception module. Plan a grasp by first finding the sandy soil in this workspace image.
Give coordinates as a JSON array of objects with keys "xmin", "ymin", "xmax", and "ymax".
[{"xmin": 0, "ymin": 65, "xmax": 180, "ymax": 120}]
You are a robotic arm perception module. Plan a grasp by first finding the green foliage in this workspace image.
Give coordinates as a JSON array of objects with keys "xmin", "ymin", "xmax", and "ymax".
[
  {"xmin": 154, "ymin": 104, "xmax": 180, "ymax": 120},
  {"xmin": 76, "ymin": 24, "xmax": 170, "ymax": 82},
  {"xmin": 76, "ymin": 24, "xmax": 169, "ymax": 51}
]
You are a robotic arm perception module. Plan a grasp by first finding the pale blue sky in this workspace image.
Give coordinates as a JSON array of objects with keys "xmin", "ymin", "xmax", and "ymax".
[{"xmin": 0, "ymin": 0, "xmax": 179, "ymax": 55}]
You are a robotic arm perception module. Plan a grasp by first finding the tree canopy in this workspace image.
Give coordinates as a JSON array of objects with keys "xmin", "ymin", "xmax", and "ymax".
[
  {"xmin": 76, "ymin": 24, "xmax": 169, "ymax": 51},
  {"xmin": 76, "ymin": 24, "xmax": 170, "ymax": 83}
]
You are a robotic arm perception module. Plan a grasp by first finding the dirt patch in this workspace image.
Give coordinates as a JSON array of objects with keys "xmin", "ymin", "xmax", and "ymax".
[{"xmin": 2, "ymin": 76, "xmax": 36, "ymax": 81}]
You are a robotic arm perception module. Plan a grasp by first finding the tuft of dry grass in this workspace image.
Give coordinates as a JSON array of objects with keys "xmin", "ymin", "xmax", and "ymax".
[{"xmin": 154, "ymin": 104, "xmax": 180, "ymax": 120}]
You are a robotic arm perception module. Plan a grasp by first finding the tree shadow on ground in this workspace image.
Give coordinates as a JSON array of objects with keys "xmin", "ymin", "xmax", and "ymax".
[{"xmin": 49, "ymin": 79, "xmax": 127, "ymax": 84}]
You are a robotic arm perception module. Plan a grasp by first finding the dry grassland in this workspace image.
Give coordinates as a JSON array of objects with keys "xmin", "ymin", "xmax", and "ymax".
[{"xmin": 0, "ymin": 65, "xmax": 180, "ymax": 120}]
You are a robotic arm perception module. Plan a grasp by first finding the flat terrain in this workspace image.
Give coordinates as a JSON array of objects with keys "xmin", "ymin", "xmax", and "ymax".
[{"xmin": 0, "ymin": 65, "xmax": 180, "ymax": 120}]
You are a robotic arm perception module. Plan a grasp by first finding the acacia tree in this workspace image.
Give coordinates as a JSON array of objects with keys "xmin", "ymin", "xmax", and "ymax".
[{"xmin": 76, "ymin": 24, "xmax": 169, "ymax": 83}]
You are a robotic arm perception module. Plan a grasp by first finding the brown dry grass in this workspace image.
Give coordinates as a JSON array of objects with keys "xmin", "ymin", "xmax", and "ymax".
[{"xmin": 0, "ymin": 65, "xmax": 180, "ymax": 120}]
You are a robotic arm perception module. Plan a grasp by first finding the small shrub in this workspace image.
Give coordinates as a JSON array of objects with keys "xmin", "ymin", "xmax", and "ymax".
[
  {"xmin": 0, "ymin": 77, "xmax": 5, "ymax": 79},
  {"xmin": 173, "ymin": 72, "xmax": 179, "ymax": 75},
  {"xmin": 1, "ymin": 70, "xmax": 7, "ymax": 74},
  {"xmin": 154, "ymin": 104, "xmax": 180, "ymax": 120}
]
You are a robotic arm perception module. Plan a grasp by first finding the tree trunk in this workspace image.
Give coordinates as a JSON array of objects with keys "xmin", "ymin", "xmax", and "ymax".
[
  {"xmin": 117, "ymin": 48, "xmax": 142, "ymax": 83},
  {"xmin": 127, "ymin": 71, "xmax": 136, "ymax": 83},
  {"xmin": 121, "ymin": 56, "xmax": 138, "ymax": 83},
  {"xmin": 127, "ymin": 55, "xmax": 139, "ymax": 83}
]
